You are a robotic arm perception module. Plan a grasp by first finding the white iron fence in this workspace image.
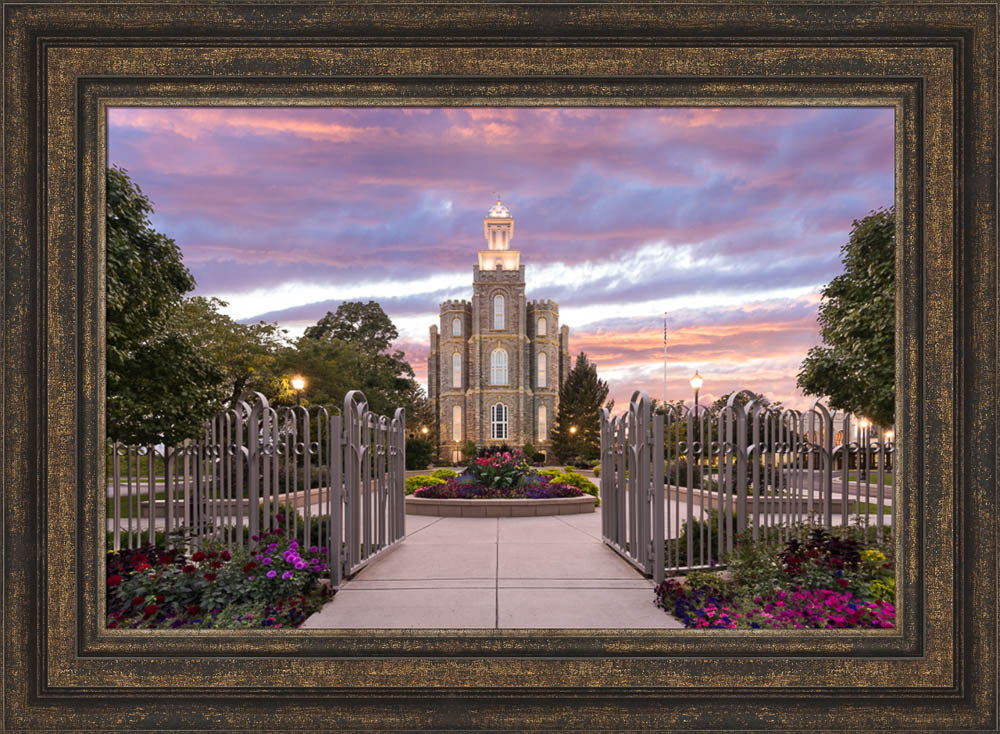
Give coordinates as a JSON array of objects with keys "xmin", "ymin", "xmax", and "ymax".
[
  {"xmin": 600, "ymin": 391, "xmax": 895, "ymax": 584},
  {"xmin": 106, "ymin": 390, "xmax": 406, "ymax": 588}
]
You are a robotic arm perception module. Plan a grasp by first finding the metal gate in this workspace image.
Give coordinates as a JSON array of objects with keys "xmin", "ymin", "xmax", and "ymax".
[
  {"xmin": 106, "ymin": 390, "xmax": 407, "ymax": 588},
  {"xmin": 599, "ymin": 391, "xmax": 665, "ymax": 581},
  {"xmin": 600, "ymin": 390, "xmax": 894, "ymax": 584}
]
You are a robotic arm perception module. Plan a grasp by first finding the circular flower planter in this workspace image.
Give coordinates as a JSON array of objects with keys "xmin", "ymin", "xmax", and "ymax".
[{"xmin": 405, "ymin": 494, "xmax": 596, "ymax": 517}]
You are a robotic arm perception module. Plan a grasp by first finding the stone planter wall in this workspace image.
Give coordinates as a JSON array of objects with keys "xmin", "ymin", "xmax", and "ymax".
[{"xmin": 405, "ymin": 494, "xmax": 596, "ymax": 517}]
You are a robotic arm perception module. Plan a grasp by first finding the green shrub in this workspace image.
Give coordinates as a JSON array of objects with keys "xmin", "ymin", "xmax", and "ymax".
[
  {"xmin": 682, "ymin": 569, "xmax": 729, "ymax": 596},
  {"xmin": 521, "ymin": 442, "xmax": 536, "ymax": 461},
  {"xmin": 531, "ymin": 452, "xmax": 546, "ymax": 463},
  {"xmin": 668, "ymin": 509, "xmax": 736, "ymax": 568},
  {"xmin": 592, "ymin": 465, "xmax": 600, "ymax": 478},
  {"xmin": 431, "ymin": 468, "xmax": 459, "ymax": 480},
  {"xmin": 405, "ymin": 475, "xmax": 445, "ymax": 495},
  {"xmin": 405, "ymin": 439, "xmax": 433, "ymax": 470},
  {"xmin": 460, "ymin": 440, "xmax": 478, "ymax": 463},
  {"xmin": 550, "ymin": 471, "xmax": 600, "ymax": 506},
  {"xmin": 564, "ymin": 465, "xmax": 577, "ymax": 472},
  {"xmin": 535, "ymin": 468, "xmax": 562, "ymax": 478}
]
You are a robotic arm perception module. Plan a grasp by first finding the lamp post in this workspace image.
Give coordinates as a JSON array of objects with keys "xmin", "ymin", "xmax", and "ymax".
[
  {"xmin": 421, "ymin": 426, "xmax": 429, "ymax": 438},
  {"xmin": 291, "ymin": 375, "xmax": 305, "ymax": 407},
  {"xmin": 689, "ymin": 371, "xmax": 704, "ymax": 416},
  {"xmin": 884, "ymin": 429, "xmax": 894, "ymax": 472}
]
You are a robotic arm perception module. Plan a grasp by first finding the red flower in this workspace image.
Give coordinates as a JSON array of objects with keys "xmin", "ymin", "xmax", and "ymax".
[
  {"xmin": 108, "ymin": 622, "xmax": 118, "ymax": 629},
  {"xmin": 220, "ymin": 550, "xmax": 231, "ymax": 561},
  {"xmin": 204, "ymin": 572, "xmax": 217, "ymax": 582},
  {"xmin": 191, "ymin": 552, "xmax": 207, "ymax": 562},
  {"xmin": 158, "ymin": 554, "xmax": 174, "ymax": 566},
  {"xmin": 143, "ymin": 604, "xmax": 159, "ymax": 618},
  {"xmin": 155, "ymin": 594, "xmax": 165, "ymax": 603},
  {"xmin": 210, "ymin": 561, "xmax": 223, "ymax": 569},
  {"xmin": 182, "ymin": 564, "xmax": 196, "ymax": 574},
  {"xmin": 131, "ymin": 553, "xmax": 148, "ymax": 565},
  {"xmin": 242, "ymin": 562, "xmax": 257, "ymax": 573},
  {"xmin": 206, "ymin": 551, "xmax": 219, "ymax": 559},
  {"xmin": 130, "ymin": 596, "xmax": 144, "ymax": 606},
  {"xmin": 134, "ymin": 562, "xmax": 150, "ymax": 572},
  {"xmin": 836, "ymin": 578, "xmax": 850, "ymax": 588},
  {"xmin": 186, "ymin": 605, "xmax": 201, "ymax": 615},
  {"xmin": 107, "ymin": 574, "xmax": 123, "ymax": 587}
]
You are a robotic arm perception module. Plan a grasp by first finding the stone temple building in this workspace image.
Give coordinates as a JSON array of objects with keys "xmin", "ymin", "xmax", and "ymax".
[{"xmin": 428, "ymin": 199, "xmax": 571, "ymax": 462}]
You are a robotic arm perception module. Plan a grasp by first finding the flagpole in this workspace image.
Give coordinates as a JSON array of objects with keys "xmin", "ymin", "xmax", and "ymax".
[{"xmin": 662, "ymin": 311, "xmax": 668, "ymax": 411}]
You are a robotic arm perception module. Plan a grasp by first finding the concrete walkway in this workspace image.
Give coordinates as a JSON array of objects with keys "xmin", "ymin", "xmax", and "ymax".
[{"xmin": 301, "ymin": 509, "xmax": 684, "ymax": 629}]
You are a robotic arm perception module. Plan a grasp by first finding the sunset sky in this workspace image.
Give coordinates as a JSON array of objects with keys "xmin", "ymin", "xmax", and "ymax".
[{"xmin": 107, "ymin": 106, "xmax": 894, "ymax": 410}]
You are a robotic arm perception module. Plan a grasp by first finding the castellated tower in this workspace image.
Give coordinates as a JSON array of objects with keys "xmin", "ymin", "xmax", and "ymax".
[{"xmin": 428, "ymin": 199, "xmax": 570, "ymax": 463}]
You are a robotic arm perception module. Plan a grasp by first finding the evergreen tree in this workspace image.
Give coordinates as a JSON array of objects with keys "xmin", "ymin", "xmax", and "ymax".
[
  {"xmin": 549, "ymin": 353, "xmax": 609, "ymax": 462},
  {"xmin": 797, "ymin": 207, "xmax": 895, "ymax": 427}
]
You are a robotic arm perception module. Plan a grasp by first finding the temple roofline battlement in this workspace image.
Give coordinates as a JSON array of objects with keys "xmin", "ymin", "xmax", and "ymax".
[
  {"xmin": 528, "ymin": 299, "xmax": 559, "ymax": 311},
  {"xmin": 439, "ymin": 299, "xmax": 472, "ymax": 311}
]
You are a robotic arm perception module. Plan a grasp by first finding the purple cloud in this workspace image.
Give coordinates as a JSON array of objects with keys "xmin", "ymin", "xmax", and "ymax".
[{"xmin": 108, "ymin": 106, "xmax": 894, "ymax": 409}]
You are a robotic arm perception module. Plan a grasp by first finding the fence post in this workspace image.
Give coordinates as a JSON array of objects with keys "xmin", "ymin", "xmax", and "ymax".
[
  {"xmin": 329, "ymin": 411, "xmax": 344, "ymax": 588},
  {"xmin": 652, "ymin": 408, "xmax": 664, "ymax": 584}
]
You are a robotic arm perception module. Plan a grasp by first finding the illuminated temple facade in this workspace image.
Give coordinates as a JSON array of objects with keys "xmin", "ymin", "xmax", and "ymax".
[{"xmin": 428, "ymin": 200, "xmax": 571, "ymax": 462}]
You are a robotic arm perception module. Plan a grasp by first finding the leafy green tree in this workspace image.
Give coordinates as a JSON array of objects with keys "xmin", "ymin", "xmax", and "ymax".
[
  {"xmin": 278, "ymin": 337, "xmax": 363, "ymax": 409},
  {"xmin": 797, "ymin": 207, "xmax": 895, "ymax": 427},
  {"xmin": 304, "ymin": 301, "xmax": 398, "ymax": 355},
  {"xmin": 170, "ymin": 296, "xmax": 289, "ymax": 406},
  {"xmin": 106, "ymin": 166, "xmax": 225, "ymax": 444},
  {"xmin": 549, "ymin": 353, "xmax": 609, "ymax": 462},
  {"xmin": 292, "ymin": 302, "xmax": 422, "ymax": 418}
]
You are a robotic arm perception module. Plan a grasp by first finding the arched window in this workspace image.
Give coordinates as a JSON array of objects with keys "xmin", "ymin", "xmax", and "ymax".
[
  {"xmin": 490, "ymin": 349, "xmax": 508, "ymax": 385},
  {"xmin": 452, "ymin": 317, "xmax": 461, "ymax": 337},
  {"xmin": 490, "ymin": 402, "xmax": 509, "ymax": 440},
  {"xmin": 537, "ymin": 316, "xmax": 547, "ymax": 336},
  {"xmin": 538, "ymin": 405, "xmax": 547, "ymax": 441},
  {"xmin": 537, "ymin": 352, "xmax": 547, "ymax": 389},
  {"xmin": 452, "ymin": 352, "xmax": 462, "ymax": 389},
  {"xmin": 452, "ymin": 404, "xmax": 462, "ymax": 442},
  {"xmin": 493, "ymin": 293, "xmax": 505, "ymax": 329}
]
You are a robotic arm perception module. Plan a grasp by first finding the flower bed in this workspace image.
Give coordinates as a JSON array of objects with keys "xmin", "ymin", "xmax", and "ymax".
[
  {"xmin": 106, "ymin": 513, "xmax": 332, "ymax": 629},
  {"xmin": 654, "ymin": 524, "xmax": 895, "ymax": 630},
  {"xmin": 406, "ymin": 448, "xmax": 598, "ymax": 516}
]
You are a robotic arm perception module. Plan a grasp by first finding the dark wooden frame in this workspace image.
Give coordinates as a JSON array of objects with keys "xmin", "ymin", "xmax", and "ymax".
[{"xmin": 3, "ymin": 2, "xmax": 996, "ymax": 730}]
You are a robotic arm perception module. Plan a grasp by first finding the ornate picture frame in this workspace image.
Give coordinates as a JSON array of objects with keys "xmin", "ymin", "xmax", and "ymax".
[{"xmin": 3, "ymin": 2, "xmax": 996, "ymax": 730}]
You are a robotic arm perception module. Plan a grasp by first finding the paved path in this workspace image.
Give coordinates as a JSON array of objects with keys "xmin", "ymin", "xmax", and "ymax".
[{"xmin": 301, "ymin": 509, "xmax": 684, "ymax": 630}]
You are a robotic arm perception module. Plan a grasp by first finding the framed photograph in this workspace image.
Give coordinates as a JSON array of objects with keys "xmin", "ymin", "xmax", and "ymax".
[{"xmin": 3, "ymin": 2, "xmax": 996, "ymax": 730}]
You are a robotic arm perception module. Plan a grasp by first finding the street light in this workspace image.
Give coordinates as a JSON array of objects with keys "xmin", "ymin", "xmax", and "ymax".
[
  {"xmin": 689, "ymin": 371, "xmax": 704, "ymax": 416},
  {"xmin": 569, "ymin": 425, "xmax": 577, "ymax": 435},
  {"xmin": 421, "ymin": 426, "xmax": 429, "ymax": 436},
  {"xmin": 291, "ymin": 375, "xmax": 305, "ymax": 406}
]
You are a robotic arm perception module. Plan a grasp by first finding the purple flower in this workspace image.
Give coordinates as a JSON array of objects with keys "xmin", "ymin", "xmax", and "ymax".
[
  {"xmin": 309, "ymin": 545, "xmax": 318, "ymax": 554},
  {"xmin": 266, "ymin": 570, "xmax": 277, "ymax": 579},
  {"xmin": 295, "ymin": 561, "xmax": 307, "ymax": 570},
  {"xmin": 282, "ymin": 570, "xmax": 294, "ymax": 580},
  {"xmin": 261, "ymin": 557, "xmax": 272, "ymax": 565}
]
